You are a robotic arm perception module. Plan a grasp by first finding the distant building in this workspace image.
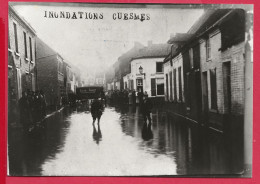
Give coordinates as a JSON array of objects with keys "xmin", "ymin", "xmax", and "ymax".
[
  {"xmin": 127, "ymin": 42, "xmax": 171, "ymax": 97},
  {"xmin": 111, "ymin": 42, "xmax": 144, "ymax": 90},
  {"xmin": 8, "ymin": 5, "xmax": 37, "ymax": 100},
  {"xmin": 36, "ymin": 37, "xmax": 67, "ymax": 108}
]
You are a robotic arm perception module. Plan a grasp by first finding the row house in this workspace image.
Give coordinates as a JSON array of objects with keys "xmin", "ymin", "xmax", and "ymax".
[
  {"xmin": 8, "ymin": 5, "xmax": 36, "ymax": 101},
  {"xmin": 126, "ymin": 42, "xmax": 171, "ymax": 98},
  {"xmin": 36, "ymin": 37, "xmax": 67, "ymax": 108},
  {"xmin": 8, "ymin": 5, "xmax": 37, "ymax": 125},
  {"xmin": 164, "ymin": 9, "xmax": 246, "ymax": 130}
]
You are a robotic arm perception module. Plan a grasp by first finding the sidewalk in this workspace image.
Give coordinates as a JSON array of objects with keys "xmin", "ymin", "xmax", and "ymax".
[{"xmin": 9, "ymin": 106, "xmax": 65, "ymax": 129}]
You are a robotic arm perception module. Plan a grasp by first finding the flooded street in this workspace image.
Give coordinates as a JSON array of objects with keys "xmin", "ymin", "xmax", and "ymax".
[{"xmin": 8, "ymin": 104, "xmax": 244, "ymax": 176}]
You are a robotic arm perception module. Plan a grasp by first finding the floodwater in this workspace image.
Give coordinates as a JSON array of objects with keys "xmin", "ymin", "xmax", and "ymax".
[{"xmin": 8, "ymin": 104, "xmax": 244, "ymax": 176}]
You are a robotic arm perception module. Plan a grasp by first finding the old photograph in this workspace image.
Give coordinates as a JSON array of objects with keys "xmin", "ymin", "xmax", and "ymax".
[{"xmin": 7, "ymin": 2, "xmax": 253, "ymax": 177}]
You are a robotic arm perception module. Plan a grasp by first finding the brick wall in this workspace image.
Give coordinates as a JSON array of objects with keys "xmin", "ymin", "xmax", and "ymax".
[
  {"xmin": 37, "ymin": 55, "xmax": 58, "ymax": 106},
  {"xmin": 8, "ymin": 10, "xmax": 36, "ymax": 100},
  {"xmin": 200, "ymin": 29, "xmax": 245, "ymax": 116}
]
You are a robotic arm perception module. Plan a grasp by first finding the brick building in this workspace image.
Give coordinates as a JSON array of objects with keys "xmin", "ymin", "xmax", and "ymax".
[
  {"xmin": 8, "ymin": 5, "xmax": 36, "ymax": 100},
  {"xmin": 8, "ymin": 5, "xmax": 37, "ymax": 124},
  {"xmin": 163, "ymin": 9, "xmax": 246, "ymax": 130},
  {"xmin": 198, "ymin": 9, "xmax": 245, "ymax": 129},
  {"xmin": 36, "ymin": 37, "xmax": 67, "ymax": 109}
]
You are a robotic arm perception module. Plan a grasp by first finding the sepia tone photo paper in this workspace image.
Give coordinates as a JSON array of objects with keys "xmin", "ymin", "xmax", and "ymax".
[{"xmin": 7, "ymin": 2, "xmax": 253, "ymax": 177}]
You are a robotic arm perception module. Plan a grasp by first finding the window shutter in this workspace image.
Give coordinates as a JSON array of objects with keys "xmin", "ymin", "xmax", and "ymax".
[{"xmin": 151, "ymin": 78, "xmax": 156, "ymax": 96}]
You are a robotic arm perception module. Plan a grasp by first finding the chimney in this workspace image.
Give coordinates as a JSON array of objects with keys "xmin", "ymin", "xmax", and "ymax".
[{"xmin": 148, "ymin": 40, "xmax": 152, "ymax": 46}]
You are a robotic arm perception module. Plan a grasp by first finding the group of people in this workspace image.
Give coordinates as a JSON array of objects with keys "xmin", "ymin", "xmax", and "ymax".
[
  {"xmin": 18, "ymin": 90, "xmax": 47, "ymax": 132},
  {"xmin": 105, "ymin": 89, "xmax": 149, "ymax": 106},
  {"xmin": 98, "ymin": 89, "xmax": 153, "ymax": 124}
]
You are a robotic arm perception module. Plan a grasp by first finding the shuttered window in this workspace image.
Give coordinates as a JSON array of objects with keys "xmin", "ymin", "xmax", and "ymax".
[{"xmin": 151, "ymin": 78, "xmax": 156, "ymax": 96}]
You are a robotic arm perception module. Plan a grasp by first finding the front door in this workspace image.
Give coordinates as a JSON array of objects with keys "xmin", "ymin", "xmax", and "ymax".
[
  {"xmin": 202, "ymin": 71, "xmax": 209, "ymax": 123},
  {"xmin": 136, "ymin": 78, "xmax": 143, "ymax": 92}
]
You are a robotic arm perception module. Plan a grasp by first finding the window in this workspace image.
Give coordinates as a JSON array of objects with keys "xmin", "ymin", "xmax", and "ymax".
[
  {"xmin": 156, "ymin": 62, "xmax": 163, "ymax": 73},
  {"xmin": 156, "ymin": 78, "xmax": 164, "ymax": 96},
  {"xmin": 206, "ymin": 37, "xmax": 211, "ymax": 60},
  {"xmin": 23, "ymin": 32, "xmax": 27, "ymax": 58},
  {"xmin": 136, "ymin": 79, "xmax": 143, "ymax": 86},
  {"xmin": 189, "ymin": 48, "xmax": 194, "ymax": 69},
  {"xmin": 210, "ymin": 68, "xmax": 217, "ymax": 110},
  {"xmin": 29, "ymin": 37, "xmax": 33, "ymax": 61},
  {"xmin": 178, "ymin": 67, "xmax": 183, "ymax": 101},
  {"xmin": 13, "ymin": 23, "xmax": 18, "ymax": 53},
  {"xmin": 58, "ymin": 61, "xmax": 63, "ymax": 74}
]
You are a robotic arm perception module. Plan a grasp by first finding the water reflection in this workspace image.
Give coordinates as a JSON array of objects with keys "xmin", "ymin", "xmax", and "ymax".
[
  {"xmin": 142, "ymin": 122, "xmax": 153, "ymax": 141},
  {"xmin": 8, "ymin": 104, "xmax": 244, "ymax": 176},
  {"xmin": 92, "ymin": 123, "xmax": 102, "ymax": 144}
]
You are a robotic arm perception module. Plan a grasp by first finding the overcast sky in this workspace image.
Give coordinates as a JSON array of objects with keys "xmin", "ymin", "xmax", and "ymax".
[{"xmin": 12, "ymin": 3, "xmax": 204, "ymax": 78}]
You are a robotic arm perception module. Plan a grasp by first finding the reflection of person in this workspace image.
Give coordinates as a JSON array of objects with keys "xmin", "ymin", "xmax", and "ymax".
[
  {"xmin": 141, "ymin": 94, "xmax": 153, "ymax": 123},
  {"xmin": 91, "ymin": 97, "xmax": 103, "ymax": 124},
  {"xmin": 142, "ymin": 122, "xmax": 153, "ymax": 141},
  {"xmin": 92, "ymin": 123, "xmax": 102, "ymax": 144}
]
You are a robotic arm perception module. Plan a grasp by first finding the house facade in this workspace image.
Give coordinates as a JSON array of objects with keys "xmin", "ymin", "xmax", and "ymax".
[
  {"xmin": 163, "ymin": 9, "xmax": 246, "ymax": 130},
  {"xmin": 36, "ymin": 38, "xmax": 66, "ymax": 108},
  {"xmin": 8, "ymin": 5, "xmax": 37, "ymax": 125},
  {"xmin": 126, "ymin": 43, "xmax": 171, "ymax": 97},
  {"xmin": 199, "ymin": 9, "xmax": 245, "ymax": 129},
  {"xmin": 8, "ymin": 5, "xmax": 36, "ymax": 100}
]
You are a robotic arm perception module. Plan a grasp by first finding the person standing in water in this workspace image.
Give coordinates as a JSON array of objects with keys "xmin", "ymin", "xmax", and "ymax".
[{"xmin": 91, "ymin": 97, "xmax": 103, "ymax": 124}]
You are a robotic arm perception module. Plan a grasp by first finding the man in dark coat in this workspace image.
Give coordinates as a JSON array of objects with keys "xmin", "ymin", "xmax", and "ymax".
[
  {"xmin": 138, "ymin": 89, "xmax": 144, "ymax": 105},
  {"xmin": 18, "ymin": 91, "xmax": 31, "ymax": 133},
  {"xmin": 132, "ymin": 90, "xmax": 136, "ymax": 105},
  {"xmin": 91, "ymin": 98, "xmax": 103, "ymax": 124},
  {"xmin": 141, "ymin": 94, "xmax": 153, "ymax": 123}
]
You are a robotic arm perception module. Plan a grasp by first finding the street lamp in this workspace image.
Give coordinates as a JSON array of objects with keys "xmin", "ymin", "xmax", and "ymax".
[{"xmin": 139, "ymin": 66, "xmax": 146, "ymax": 79}]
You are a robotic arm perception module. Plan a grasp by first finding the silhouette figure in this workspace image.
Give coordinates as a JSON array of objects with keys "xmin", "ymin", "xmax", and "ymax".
[
  {"xmin": 92, "ymin": 123, "xmax": 102, "ymax": 144},
  {"xmin": 91, "ymin": 97, "xmax": 103, "ymax": 125},
  {"xmin": 142, "ymin": 122, "xmax": 153, "ymax": 141}
]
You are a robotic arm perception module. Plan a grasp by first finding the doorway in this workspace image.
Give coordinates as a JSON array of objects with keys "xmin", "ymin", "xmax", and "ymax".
[
  {"xmin": 202, "ymin": 71, "xmax": 208, "ymax": 113},
  {"xmin": 223, "ymin": 62, "xmax": 231, "ymax": 113}
]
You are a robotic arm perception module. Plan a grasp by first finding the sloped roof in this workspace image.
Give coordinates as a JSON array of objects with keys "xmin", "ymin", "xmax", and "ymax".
[
  {"xmin": 118, "ymin": 44, "xmax": 143, "ymax": 65},
  {"xmin": 9, "ymin": 5, "xmax": 36, "ymax": 35},
  {"xmin": 187, "ymin": 9, "xmax": 232, "ymax": 35},
  {"xmin": 164, "ymin": 9, "xmax": 234, "ymax": 63},
  {"xmin": 132, "ymin": 43, "xmax": 171, "ymax": 61},
  {"xmin": 36, "ymin": 37, "xmax": 59, "ymax": 59},
  {"xmin": 167, "ymin": 33, "xmax": 194, "ymax": 44}
]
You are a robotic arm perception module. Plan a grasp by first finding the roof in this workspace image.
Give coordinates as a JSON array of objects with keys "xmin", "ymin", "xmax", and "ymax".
[
  {"xmin": 131, "ymin": 43, "xmax": 171, "ymax": 61},
  {"xmin": 187, "ymin": 9, "xmax": 232, "ymax": 35},
  {"xmin": 165, "ymin": 9, "xmax": 234, "ymax": 63},
  {"xmin": 167, "ymin": 33, "xmax": 194, "ymax": 44},
  {"xmin": 36, "ymin": 37, "xmax": 60, "ymax": 59},
  {"xmin": 9, "ymin": 5, "xmax": 36, "ymax": 35}
]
